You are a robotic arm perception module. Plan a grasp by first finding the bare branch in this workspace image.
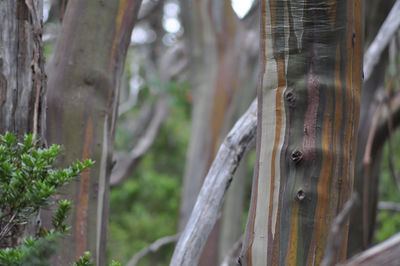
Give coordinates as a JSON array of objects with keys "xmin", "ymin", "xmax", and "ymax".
[
  {"xmin": 220, "ymin": 235, "xmax": 243, "ymax": 266},
  {"xmin": 110, "ymin": 96, "xmax": 169, "ymax": 187},
  {"xmin": 364, "ymin": 0, "xmax": 400, "ymax": 81},
  {"xmin": 339, "ymin": 232, "xmax": 400, "ymax": 266},
  {"xmin": 126, "ymin": 234, "xmax": 180, "ymax": 266},
  {"xmin": 321, "ymin": 194, "xmax": 358, "ymax": 266},
  {"xmin": 170, "ymin": 99, "xmax": 257, "ymax": 266},
  {"xmin": 385, "ymin": 84, "xmax": 400, "ymax": 192},
  {"xmin": 378, "ymin": 201, "xmax": 400, "ymax": 212}
]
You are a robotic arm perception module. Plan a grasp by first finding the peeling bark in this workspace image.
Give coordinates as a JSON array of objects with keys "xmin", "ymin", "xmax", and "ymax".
[
  {"xmin": 240, "ymin": 1, "xmax": 362, "ymax": 265},
  {"xmin": 0, "ymin": 0, "xmax": 46, "ymax": 139}
]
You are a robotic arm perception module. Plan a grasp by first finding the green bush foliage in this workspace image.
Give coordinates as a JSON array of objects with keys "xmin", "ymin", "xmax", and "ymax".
[{"xmin": 0, "ymin": 132, "xmax": 93, "ymax": 265}]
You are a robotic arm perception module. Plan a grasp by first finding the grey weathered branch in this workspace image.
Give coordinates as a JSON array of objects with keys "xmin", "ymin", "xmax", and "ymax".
[
  {"xmin": 339, "ymin": 232, "xmax": 400, "ymax": 266},
  {"xmin": 169, "ymin": 99, "xmax": 257, "ymax": 266},
  {"xmin": 378, "ymin": 202, "xmax": 400, "ymax": 212},
  {"xmin": 110, "ymin": 96, "xmax": 169, "ymax": 187},
  {"xmin": 126, "ymin": 234, "xmax": 180, "ymax": 266},
  {"xmin": 364, "ymin": 0, "xmax": 400, "ymax": 81}
]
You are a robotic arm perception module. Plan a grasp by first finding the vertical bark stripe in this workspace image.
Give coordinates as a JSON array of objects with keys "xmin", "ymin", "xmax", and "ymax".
[
  {"xmin": 241, "ymin": 0, "xmax": 362, "ymax": 265},
  {"xmin": 75, "ymin": 117, "xmax": 93, "ymax": 259}
]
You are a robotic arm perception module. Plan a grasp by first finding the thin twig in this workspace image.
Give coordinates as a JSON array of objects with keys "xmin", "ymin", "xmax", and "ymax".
[
  {"xmin": 110, "ymin": 96, "xmax": 169, "ymax": 187},
  {"xmin": 0, "ymin": 212, "xmax": 17, "ymax": 242},
  {"xmin": 385, "ymin": 79, "xmax": 400, "ymax": 191},
  {"xmin": 220, "ymin": 235, "xmax": 243, "ymax": 266},
  {"xmin": 126, "ymin": 234, "xmax": 180, "ymax": 266},
  {"xmin": 378, "ymin": 201, "xmax": 400, "ymax": 212},
  {"xmin": 321, "ymin": 193, "xmax": 358, "ymax": 266},
  {"xmin": 362, "ymin": 99, "xmax": 383, "ymax": 247}
]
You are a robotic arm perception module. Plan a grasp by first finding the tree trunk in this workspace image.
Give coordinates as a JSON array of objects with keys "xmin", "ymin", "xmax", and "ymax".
[
  {"xmin": 45, "ymin": 0, "xmax": 142, "ymax": 265},
  {"xmin": 179, "ymin": 1, "xmax": 256, "ymax": 264},
  {"xmin": 0, "ymin": 0, "xmax": 45, "ymax": 139},
  {"xmin": 240, "ymin": 1, "xmax": 362, "ymax": 265},
  {"xmin": 0, "ymin": 0, "xmax": 46, "ymax": 248},
  {"xmin": 347, "ymin": 0, "xmax": 395, "ymax": 256}
]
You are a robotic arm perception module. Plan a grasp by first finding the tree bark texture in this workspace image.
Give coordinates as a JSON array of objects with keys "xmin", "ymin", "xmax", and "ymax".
[
  {"xmin": 45, "ymin": 0, "xmax": 142, "ymax": 265},
  {"xmin": 179, "ymin": 1, "xmax": 256, "ymax": 264},
  {"xmin": 240, "ymin": 1, "xmax": 362, "ymax": 265},
  {"xmin": 0, "ymin": 0, "xmax": 46, "ymax": 139}
]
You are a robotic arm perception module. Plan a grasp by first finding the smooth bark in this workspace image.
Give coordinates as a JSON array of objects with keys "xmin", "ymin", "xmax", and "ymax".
[
  {"xmin": 240, "ymin": 1, "xmax": 362, "ymax": 265},
  {"xmin": 45, "ymin": 0, "xmax": 142, "ymax": 265}
]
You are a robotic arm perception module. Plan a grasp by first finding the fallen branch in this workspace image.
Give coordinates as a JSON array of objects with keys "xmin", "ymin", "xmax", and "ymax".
[
  {"xmin": 339, "ymin": 232, "xmax": 400, "ymax": 265},
  {"xmin": 110, "ymin": 96, "xmax": 169, "ymax": 187},
  {"xmin": 321, "ymin": 194, "xmax": 358, "ymax": 266},
  {"xmin": 169, "ymin": 99, "xmax": 257, "ymax": 266},
  {"xmin": 127, "ymin": 234, "xmax": 180, "ymax": 266},
  {"xmin": 364, "ymin": 0, "xmax": 400, "ymax": 81}
]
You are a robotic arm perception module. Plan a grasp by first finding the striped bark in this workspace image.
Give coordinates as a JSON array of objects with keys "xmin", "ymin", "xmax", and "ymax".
[
  {"xmin": 45, "ymin": 0, "xmax": 142, "ymax": 265},
  {"xmin": 240, "ymin": 1, "xmax": 362, "ymax": 265}
]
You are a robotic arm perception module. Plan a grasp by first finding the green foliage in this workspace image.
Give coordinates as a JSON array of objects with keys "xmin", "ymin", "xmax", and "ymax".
[
  {"xmin": 108, "ymin": 82, "xmax": 190, "ymax": 265},
  {"xmin": 376, "ymin": 129, "xmax": 400, "ymax": 243},
  {"xmin": 0, "ymin": 132, "xmax": 94, "ymax": 265},
  {"xmin": 74, "ymin": 252, "xmax": 94, "ymax": 266},
  {"xmin": 74, "ymin": 251, "xmax": 121, "ymax": 266},
  {"xmin": 0, "ymin": 232, "xmax": 60, "ymax": 266}
]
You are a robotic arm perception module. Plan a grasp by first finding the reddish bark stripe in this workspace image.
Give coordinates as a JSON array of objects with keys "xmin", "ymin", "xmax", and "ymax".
[{"xmin": 75, "ymin": 118, "xmax": 93, "ymax": 259}]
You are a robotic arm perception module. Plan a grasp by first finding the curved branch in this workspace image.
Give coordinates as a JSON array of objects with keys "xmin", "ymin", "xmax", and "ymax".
[
  {"xmin": 110, "ymin": 96, "xmax": 169, "ymax": 187},
  {"xmin": 170, "ymin": 99, "xmax": 257, "ymax": 266},
  {"xmin": 364, "ymin": 0, "xmax": 400, "ymax": 81},
  {"xmin": 126, "ymin": 234, "xmax": 179, "ymax": 266},
  {"xmin": 339, "ymin": 233, "xmax": 400, "ymax": 266}
]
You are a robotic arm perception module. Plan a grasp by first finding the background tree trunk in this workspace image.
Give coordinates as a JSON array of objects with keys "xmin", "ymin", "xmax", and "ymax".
[
  {"xmin": 45, "ymin": 0, "xmax": 142, "ymax": 265},
  {"xmin": 178, "ymin": 0, "xmax": 257, "ymax": 264},
  {"xmin": 240, "ymin": 1, "xmax": 362, "ymax": 265},
  {"xmin": 347, "ymin": 0, "xmax": 396, "ymax": 256}
]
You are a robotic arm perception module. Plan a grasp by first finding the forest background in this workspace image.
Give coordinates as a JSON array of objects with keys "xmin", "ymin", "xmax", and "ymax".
[{"xmin": 1, "ymin": 0, "xmax": 400, "ymax": 265}]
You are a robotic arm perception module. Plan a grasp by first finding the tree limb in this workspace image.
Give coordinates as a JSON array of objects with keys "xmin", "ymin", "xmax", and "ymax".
[
  {"xmin": 110, "ymin": 96, "xmax": 169, "ymax": 187},
  {"xmin": 364, "ymin": 0, "xmax": 400, "ymax": 81},
  {"xmin": 339, "ymin": 232, "xmax": 400, "ymax": 266},
  {"xmin": 126, "ymin": 234, "xmax": 180, "ymax": 266},
  {"xmin": 378, "ymin": 201, "xmax": 400, "ymax": 212},
  {"xmin": 169, "ymin": 99, "xmax": 257, "ymax": 266}
]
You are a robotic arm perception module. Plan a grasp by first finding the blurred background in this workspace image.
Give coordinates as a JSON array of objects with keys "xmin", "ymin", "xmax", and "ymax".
[{"xmin": 40, "ymin": 0, "xmax": 400, "ymax": 265}]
